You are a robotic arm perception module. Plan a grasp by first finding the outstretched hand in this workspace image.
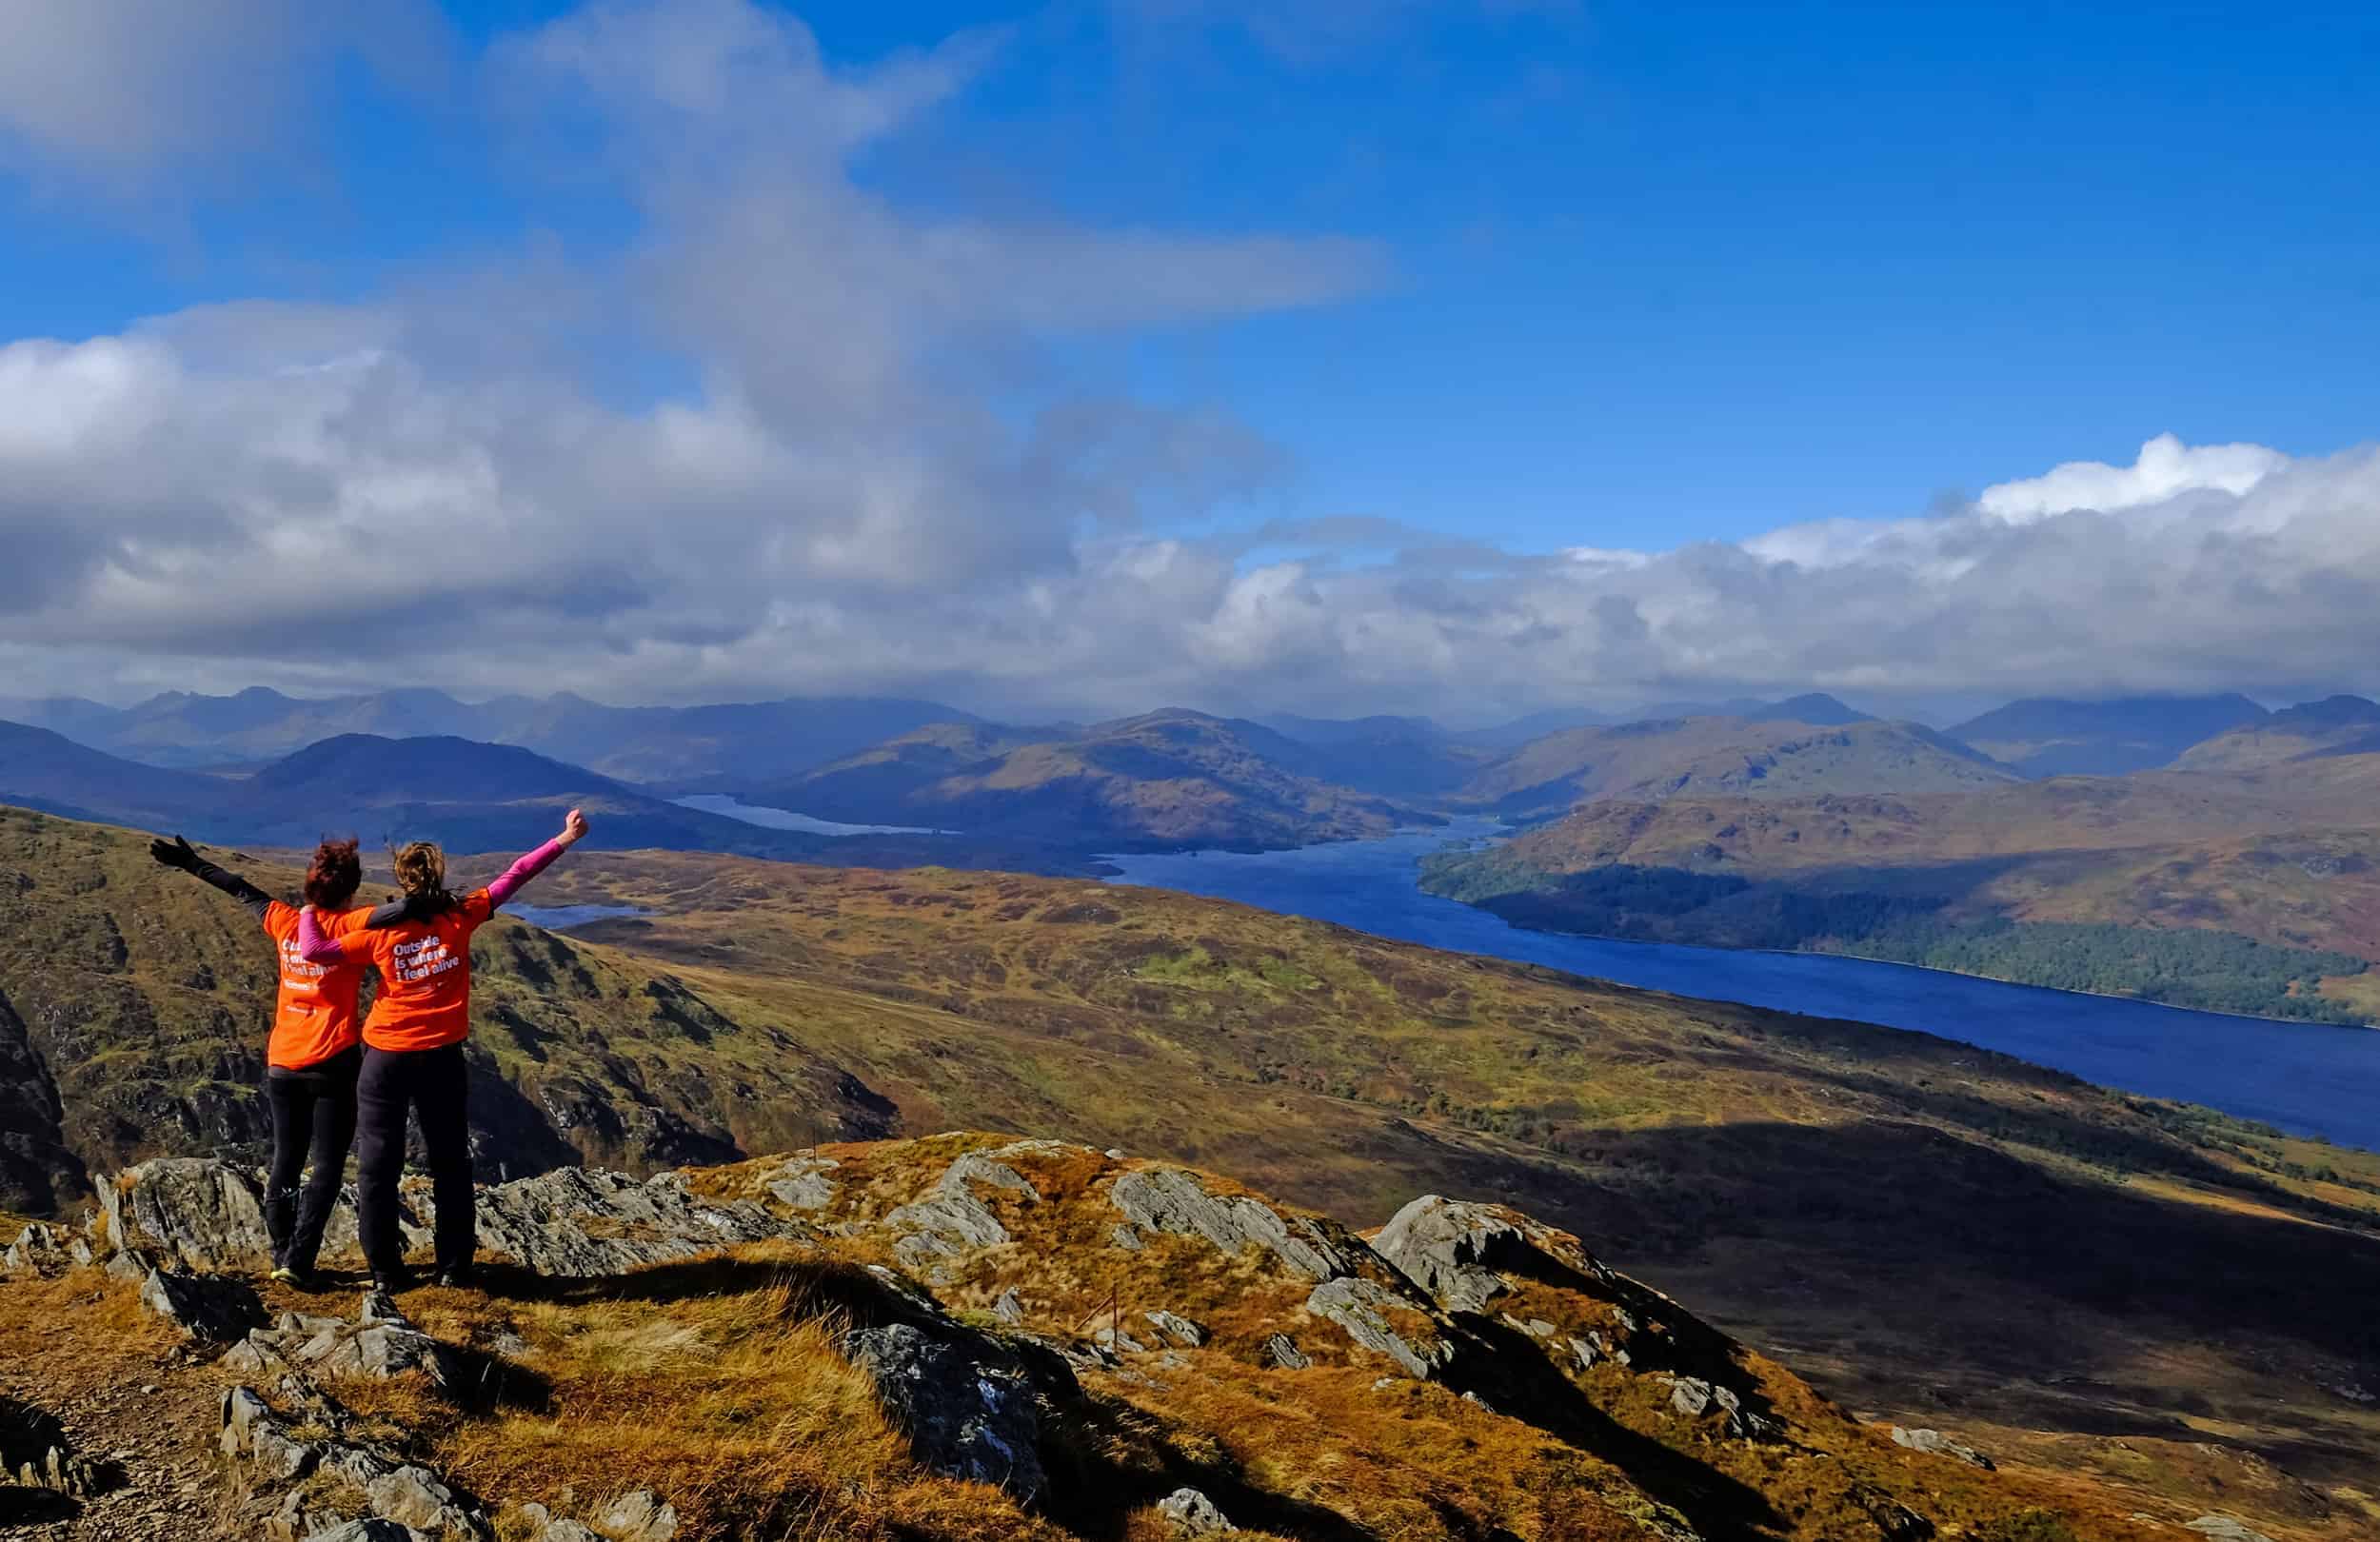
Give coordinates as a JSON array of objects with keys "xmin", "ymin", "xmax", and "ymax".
[
  {"xmin": 559, "ymin": 807, "xmax": 591, "ymax": 847},
  {"xmin": 149, "ymin": 835, "xmax": 200, "ymax": 871}
]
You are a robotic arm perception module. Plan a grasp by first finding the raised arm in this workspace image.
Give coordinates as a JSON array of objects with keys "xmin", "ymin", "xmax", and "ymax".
[
  {"xmin": 293, "ymin": 902, "xmax": 369, "ymax": 965},
  {"xmin": 486, "ymin": 808, "xmax": 590, "ymax": 910},
  {"xmin": 149, "ymin": 836, "xmax": 272, "ymax": 920}
]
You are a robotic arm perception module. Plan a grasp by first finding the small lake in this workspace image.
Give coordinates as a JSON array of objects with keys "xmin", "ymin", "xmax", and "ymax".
[
  {"xmin": 674, "ymin": 794, "xmax": 946, "ymax": 837},
  {"xmin": 1103, "ymin": 820, "xmax": 2380, "ymax": 1152},
  {"xmin": 506, "ymin": 903, "xmax": 652, "ymax": 932}
]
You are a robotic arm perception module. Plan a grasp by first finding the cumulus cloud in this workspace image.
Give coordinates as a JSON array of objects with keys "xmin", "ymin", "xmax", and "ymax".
[{"xmin": 1, "ymin": 0, "xmax": 2376, "ymax": 726}]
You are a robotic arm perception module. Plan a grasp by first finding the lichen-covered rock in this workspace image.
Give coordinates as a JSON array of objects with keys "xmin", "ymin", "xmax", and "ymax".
[
  {"xmin": 1889, "ymin": 1427, "xmax": 1994, "ymax": 1470},
  {"xmin": 304, "ymin": 1521, "xmax": 430, "ymax": 1542},
  {"xmin": 1109, "ymin": 1168, "xmax": 1355, "ymax": 1280},
  {"xmin": 224, "ymin": 1384, "xmax": 489, "ymax": 1541},
  {"xmin": 473, "ymin": 1168, "xmax": 792, "ymax": 1277},
  {"xmin": 230, "ymin": 1300, "xmax": 462, "ymax": 1390},
  {"xmin": 1, "ymin": 1221, "xmax": 74, "ymax": 1278},
  {"xmin": 1157, "ymin": 1486, "xmax": 1235, "ymax": 1535},
  {"xmin": 1304, "ymin": 1277, "xmax": 1458, "ymax": 1379}
]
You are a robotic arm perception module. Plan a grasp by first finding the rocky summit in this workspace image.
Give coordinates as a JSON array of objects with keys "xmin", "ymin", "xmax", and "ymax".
[{"xmin": 0, "ymin": 1133, "xmax": 2295, "ymax": 1541}]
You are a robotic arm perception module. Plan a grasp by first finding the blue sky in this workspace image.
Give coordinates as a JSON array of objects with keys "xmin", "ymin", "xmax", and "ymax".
[{"xmin": 2, "ymin": 0, "xmax": 2377, "ymax": 718}]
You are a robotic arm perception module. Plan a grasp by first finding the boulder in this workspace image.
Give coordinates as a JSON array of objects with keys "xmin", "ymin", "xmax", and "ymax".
[
  {"xmin": 1157, "ymin": 1486, "xmax": 1235, "ymax": 1535},
  {"xmin": 102, "ymin": 1159, "xmax": 276, "ymax": 1271},
  {"xmin": 991, "ymin": 1289, "xmax": 1027, "ymax": 1326},
  {"xmin": 304, "ymin": 1522, "xmax": 430, "ymax": 1542},
  {"xmin": 1304, "ymin": 1277, "xmax": 1457, "ymax": 1380},
  {"xmin": 1264, "ymin": 1334, "xmax": 1311, "ymax": 1371},
  {"xmin": 594, "ymin": 1488, "xmax": 679, "ymax": 1541},
  {"xmin": 1373, "ymin": 1196, "xmax": 1616, "ymax": 1315},
  {"xmin": 883, "ymin": 1148, "xmax": 1048, "ymax": 1267},
  {"xmin": 844, "ymin": 1320, "xmax": 1069, "ymax": 1503},
  {"xmin": 1, "ymin": 1222, "xmax": 73, "ymax": 1278},
  {"xmin": 1889, "ymin": 1427, "xmax": 1994, "ymax": 1470},
  {"xmin": 538, "ymin": 1523, "xmax": 604, "ymax": 1542},
  {"xmin": 1664, "ymin": 1376, "xmax": 1777, "ymax": 1441},
  {"xmin": 1109, "ymin": 1169, "xmax": 1355, "ymax": 1280},
  {"xmin": 137, "ymin": 1265, "xmax": 263, "ymax": 1341},
  {"xmin": 229, "ymin": 1300, "xmax": 462, "ymax": 1390}
]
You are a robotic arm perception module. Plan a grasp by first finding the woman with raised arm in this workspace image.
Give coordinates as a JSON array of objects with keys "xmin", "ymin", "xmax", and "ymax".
[
  {"xmin": 149, "ymin": 834, "xmax": 384, "ymax": 1289},
  {"xmin": 295, "ymin": 808, "xmax": 591, "ymax": 1294}
]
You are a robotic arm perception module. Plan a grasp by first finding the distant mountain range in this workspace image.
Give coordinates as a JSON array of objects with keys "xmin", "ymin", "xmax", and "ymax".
[
  {"xmin": 0, "ymin": 686, "xmax": 982, "ymax": 782},
  {"xmin": 1947, "ymin": 693, "xmax": 2270, "ymax": 777}
]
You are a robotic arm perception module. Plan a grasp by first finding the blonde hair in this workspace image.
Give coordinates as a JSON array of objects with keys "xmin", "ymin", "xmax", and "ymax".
[{"xmin": 389, "ymin": 840, "xmax": 456, "ymax": 910}]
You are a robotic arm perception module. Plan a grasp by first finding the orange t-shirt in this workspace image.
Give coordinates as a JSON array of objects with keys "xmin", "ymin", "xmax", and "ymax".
[
  {"xmin": 259, "ymin": 901, "xmax": 370, "ymax": 1070},
  {"xmin": 327, "ymin": 890, "xmax": 497, "ymax": 1053}
]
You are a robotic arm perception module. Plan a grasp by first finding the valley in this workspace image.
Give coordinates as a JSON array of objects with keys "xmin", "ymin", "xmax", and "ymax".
[{"xmin": 6, "ymin": 803, "xmax": 2380, "ymax": 1538}]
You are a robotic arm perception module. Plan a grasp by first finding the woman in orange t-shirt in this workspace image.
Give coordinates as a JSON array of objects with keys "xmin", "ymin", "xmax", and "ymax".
[
  {"xmin": 296, "ymin": 807, "xmax": 589, "ymax": 1292},
  {"xmin": 149, "ymin": 834, "xmax": 390, "ymax": 1287}
]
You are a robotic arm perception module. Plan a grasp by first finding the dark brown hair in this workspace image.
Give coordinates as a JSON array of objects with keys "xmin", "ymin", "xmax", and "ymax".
[{"xmin": 304, "ymin": 838, "xmax": 363, "ymax": 910}]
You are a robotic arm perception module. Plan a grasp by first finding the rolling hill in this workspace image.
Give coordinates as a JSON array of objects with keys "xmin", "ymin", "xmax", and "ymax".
[
  {"xmin": 1421, "ymin": 762, "xmax": 2380, "ymax": 1020},
  {"xmin": 1457, "ymin": 712, "xmax": 2020, "ymax": 817},
  {"xmin": 1949, "ymin": 694, "xmax": 2271, "ymax": 777},
  {"xmin": 746, "ymin": 708, "xmax": 1430, "ymax": 849},
  {"xmin": 2172, "ymin": 695, "xmax": 2380, "ymax": 771},
  {"xmin": 5, "ymin": 802, "xmax": 2379, "ymax": 1538}
]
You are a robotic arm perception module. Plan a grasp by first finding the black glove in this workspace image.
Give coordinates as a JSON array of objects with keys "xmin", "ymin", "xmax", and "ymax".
[{"xmin": 149, "ymin": 835, "xmax": 201, "ymax": 871}]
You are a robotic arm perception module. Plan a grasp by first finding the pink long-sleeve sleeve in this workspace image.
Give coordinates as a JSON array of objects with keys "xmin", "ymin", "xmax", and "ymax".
[
  {"xmin": 294, "ymin": 903, "xmax": 358, "ymax": 965},
  {"xmin": 486, "ymin": 838, "xmax": 566, "ymax": 909}
]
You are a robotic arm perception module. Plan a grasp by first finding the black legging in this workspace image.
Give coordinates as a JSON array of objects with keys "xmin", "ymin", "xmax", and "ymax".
[
  {"xmin": 265, "ymin": 1046, "xmax": 361, "ymax": 1275},
  {"xmin": 353, "ymin": 1043, "xmax": 474, "ymax": 1276}
]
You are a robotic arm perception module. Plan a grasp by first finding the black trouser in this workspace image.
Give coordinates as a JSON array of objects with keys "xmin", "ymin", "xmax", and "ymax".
[
  {"xmin": 354, "ymin": 1043, "xmax": 473, "ymax": 1276},
  {"xmin": 265, "ymin": 1046, "xmax": 361, "ymax": 1274}
]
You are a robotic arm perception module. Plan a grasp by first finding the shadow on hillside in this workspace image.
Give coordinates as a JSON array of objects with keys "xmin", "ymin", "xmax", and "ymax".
[{"xmin": 1486, "ymin": 1118, "xmax": 2380, "ymax": 1378}]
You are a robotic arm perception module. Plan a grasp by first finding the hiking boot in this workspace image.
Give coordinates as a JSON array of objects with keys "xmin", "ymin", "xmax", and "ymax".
[
  {"xmin": 430, "ymin": 1262, "xmax": 475, "ymax": 1291},
  {"xmin": 268, "ymin": 1264, "xmax": 326, "ymax": 1293},
  {"xmin": 369, "ymin": 1269, "xmax": 418, "ymax": 1296}
]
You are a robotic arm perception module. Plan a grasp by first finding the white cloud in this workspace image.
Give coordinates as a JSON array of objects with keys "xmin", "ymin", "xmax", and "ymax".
[
  {"xmin": 1, "ymin": 1, "xmax": 2375, "ymax": 726},
  {"xmin": 1977, "ymin": 431, "xmax": 2286, "ymax": 522}
]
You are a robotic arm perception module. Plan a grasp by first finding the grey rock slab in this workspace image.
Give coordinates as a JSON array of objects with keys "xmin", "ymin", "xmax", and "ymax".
[
  {"xmin": 1889, "ymin": 1426, "xmax": 1995, "ymax": 1471},
  {"xmin": 1144, "ymin": 1310, "xmax": 1210, "ymax": 1349},
  {"xmin": 2185, "ymin": 1520, "xmax": 2275, "ymax": 1542},
  {"xmin": 473, "ymin": 1168, "xmax": 791, "ymax": 1278},
  {"xmin": 102, "ymin": 1158, "xmax": 278, "ymax": 1271},
  {"xmin": 137, "ymin": 1266, "xmax": 261, "ymax": 1341},
  {"xmin": 537, "ymin": 1523, "xmax": 605, "ymax": 1542},
  {"xmin": 992, "ymin": 1289, "xmax": 1027, "ymax": 1326},
  {"xmin": 763, "ymin": 1155, "xmax": 842, "ymax": 1212},
  {"xmin": 1304, "ymin": 1278, "xmax": 1457, "ymax": 1380},
  {"xmin": 1156, "ymin": 1486, "xmax": 1235, "ymax": 1535},
  {"xmin": 1109, "ymin": 1169, "xmax": 1355, "ymax": 1280},
  {"xmin": 1264, "ymin": 1334, "xmax": 1311, "ymax": 1371},
  {"xmin": 594, "ymin": 1488, "xmax": 679, "ymax": 1541}
]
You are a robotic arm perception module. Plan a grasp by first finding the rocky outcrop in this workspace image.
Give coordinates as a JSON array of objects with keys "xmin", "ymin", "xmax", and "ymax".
[
  {"xmin": 1, "ymin": 1394, "xmax": 105, "ymax": 1504},
  {"xmin": 222, "ymin": 1381, "xmax": 492, "ymax": 1542},
  {"xmin": 1109, "ymin": 1168, "xmax": 1356, "ymax": 1280},
  {"xmin": 2185, "ymin": 1518, "xmax": 2275, "ymax": 1542},
  {"xmin": 1, "ymin": 1219, "xmax": 92, "ymax": 1277},
  {"xmin": 1889, "ymin": 1427, "xmax": 1994, "ymax": 1470},
  {"xmin": 1374, "ymin": 1196, "xmax": 1618, "ymax": 1314}
]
